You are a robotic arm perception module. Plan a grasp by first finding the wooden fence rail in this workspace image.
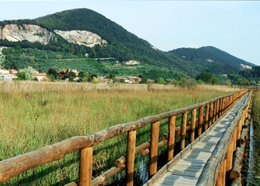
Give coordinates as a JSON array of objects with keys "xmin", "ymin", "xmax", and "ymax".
[
  {"xmin": 0, "ymin": 89, "xmax": 249, "ymax": 185},
  {"xmin": 197, "ymin": 90, "xmax": 252, "ymax": 186}
]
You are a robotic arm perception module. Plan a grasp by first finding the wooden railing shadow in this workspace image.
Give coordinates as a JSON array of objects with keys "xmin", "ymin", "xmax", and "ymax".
[{"xmin": 0, "ymin": 89, "xmax": 250, "ymax": 186}]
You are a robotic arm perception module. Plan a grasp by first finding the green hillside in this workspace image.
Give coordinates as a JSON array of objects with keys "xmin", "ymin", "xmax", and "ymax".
[
  {"xmin": 169, "ymin": 46, "xmax": 256, "ymax": 75},
  {"xmin": 0, "ymin": 8, "xmax": 256, "ymax": 80}
]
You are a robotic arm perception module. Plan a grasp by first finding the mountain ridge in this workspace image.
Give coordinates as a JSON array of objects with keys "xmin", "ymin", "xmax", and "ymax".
[{"xmin": 0, "ymin": 8, "xmax": 256, "ymax": 80}]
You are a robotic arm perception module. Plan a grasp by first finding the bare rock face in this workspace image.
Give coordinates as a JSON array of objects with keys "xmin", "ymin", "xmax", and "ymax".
[
  {"xmin": 0, "ymin": 24, "xmax": 107, "ymax": 48},
  {"xmin": 0, "ymin": 24, "xmax": 56, "ymax": 45},
  {"xmin": 54, "ymin": 30, "xmax": 107, "ymax": 47}
]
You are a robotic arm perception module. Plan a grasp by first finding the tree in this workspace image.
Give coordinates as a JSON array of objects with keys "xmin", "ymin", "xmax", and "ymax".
[
  {"xmin": 238, "ymin": 78, "xmax": 251, "ymax": 86},
  {"xmin": 16, "ymin": 71, "xmax": 26, "ymax": 80},
  {"xmin": 106, "ymin": 73, "xmax": 115, "ymax": 79},
  {"xmin": 180, "ymin": 78, "xmax": 197, "ymax": 88},
  {"xmin": 68, "ymin": 71, "xmax": 76, "ymax": 81},
  {"xmin": 196, "ymin": 71, "xmax": 219, "ymax": 84},
  {"xmin": 78, "ymin": 71, "xmax": 89, "ymax": 82},
  {"xmin": 16, "ymin": 66, "xmax": 35, "ymax": 80},
  {"xmin": 140, "ymin": 77, "xmax": 147, "ymax": 84},
  {"xmin": 47, "ymin": 68, "xmax": 58, "ymax": 79},
  {"xmin": 23, "ymin": 66, "xmax": 35, "ymax": 80},
  {"xmin": 78, "ymin": 71, "xmax": 89, "ymax": 79},
  {"xmin": 223, "ymin": 79, "xmax": 232, "ymax": 86},
  {"xmin": 156, "ymin": 77, "xmax": 165, "ymax": 84},
  {"xmin": 91, "ymin": 77, "xmax": 99, "ymax": 83},
  {"xmin": 196, "ymin": 71, "xmax": 214, "ymax": 84}
]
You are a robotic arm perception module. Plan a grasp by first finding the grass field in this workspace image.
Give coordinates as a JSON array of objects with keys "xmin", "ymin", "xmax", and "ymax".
[{"xmin": 0, "ymin": 81, "xmax": 237, "ymax": 185}]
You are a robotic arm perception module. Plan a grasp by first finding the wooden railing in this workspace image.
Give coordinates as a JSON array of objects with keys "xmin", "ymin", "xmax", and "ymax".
[
  {"xmin": 197, "ymin": 90, "xmax": 252, "ymax": 186},
  {"xmin": 0, "ymin": 89, "xmax": 249, "ymax": 185}
]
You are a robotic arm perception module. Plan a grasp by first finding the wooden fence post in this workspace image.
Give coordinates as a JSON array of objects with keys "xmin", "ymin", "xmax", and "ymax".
[
  {"xmin": 237, "ymin": 119, "xmax": 242, "ymax": 140},
  {"xmin": 220, "ymin": 98, "xmax": 224, "ymax": 116},
  {"xmin": 226, "ymin": 133, "xmax": 234, "ymax": 173},
  {"xmin": 223, "ymin": 98, "xmax": 227, "ymax": 113},
  {"xmin": 126, "ymin": 130, "xmax": 136, "ymax": 186},
  {"xmin": 216, "ymin": 158, "xmax": 226, "ymax": 186},
  {"xmin": 233, "ymin": 127, "xmax": 237, "ymax": 152},
  {"xmin": 243, "ymin": 110, "xmax": 246, "ymax": 123},
  {"xmin": 181, "ymin": 112, "xmax": 188, "ymax": 150},
  {"xmin": 168, "ymin": 116, "xmax": 176, "ymax": 161},
  {"xmin": 216, "ymin": 99, "xmax": 220, "ymax": 120},
  {"xmin": 213, "ymin": 101, "xmax": 216, "ymax": 123},
  {"xmin": 79, "ymin": 147, "xmax": 93, "ymax": 186},
  {"xmin": 198, "ymin": 106, "xmax": 204, "ymax": 136},
  {"xmin": 190, "ymin": 109, "xmax": 197, "ymax": 142},
  {"xmin": 219, "ymin": 98, "xmax": 223, "ymax": 116},
  {"xmin": 209, "ymin": 102, "xmax": 214, "ymax": 127},
  {"xmin": 204, "ymin": 104, "xmax": 209, "ymax": 131},
  {"xmin": 149, "ymin": 121, "xmax": 160, "ymax": 177}
]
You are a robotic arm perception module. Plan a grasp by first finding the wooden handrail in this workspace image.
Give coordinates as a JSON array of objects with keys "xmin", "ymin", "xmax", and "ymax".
[
  {"xmin": 0, "ymin": 89, "xmax": 249, "ymax": 184},
  {"xmin": 196, "ymin": 91, "xmax": 251, "ymax": 186}
]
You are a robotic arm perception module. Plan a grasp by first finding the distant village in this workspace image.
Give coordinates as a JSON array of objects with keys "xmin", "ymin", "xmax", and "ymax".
[{"xmin": 0, "ymin": 68, "xmax": 142, "ymax": 84}]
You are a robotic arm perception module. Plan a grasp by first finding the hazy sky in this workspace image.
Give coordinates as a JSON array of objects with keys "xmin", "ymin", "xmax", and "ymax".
[{"xmin": 0, "ymin": 1, "xmax": 260, "ymax": 65}]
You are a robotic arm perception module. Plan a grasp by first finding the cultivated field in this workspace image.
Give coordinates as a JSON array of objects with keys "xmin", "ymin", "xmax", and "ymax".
[{"xmin": 0, "ymin": 81, "xmax": 239, "ymax": 185}]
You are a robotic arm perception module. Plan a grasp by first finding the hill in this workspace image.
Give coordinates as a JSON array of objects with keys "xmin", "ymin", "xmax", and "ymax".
[
  {"xmin": 0, "ymin": 8, "xmax": 256, "ymax": 80},
  {"xmin": 168, "ymin": 46, "xmax": 256, "ymax": 75}
]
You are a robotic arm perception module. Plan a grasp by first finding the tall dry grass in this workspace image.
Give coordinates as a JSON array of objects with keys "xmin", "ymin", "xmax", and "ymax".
[{"xmin": 0, "ymin": 81, "xmax": 235, "ymax": 185}]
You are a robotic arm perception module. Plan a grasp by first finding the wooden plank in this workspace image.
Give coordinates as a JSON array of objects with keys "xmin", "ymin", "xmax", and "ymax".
[
  {"xmin": 174, "ymin": 160, "xmax": 206, "ymax": 166},
  {"xmin": 192, "ymin": 142, "xmax": 216, "ymax": 152},
  {"xmin": 200, "ymin": 136, "xmax": 220, "ymax": 143},
  {"xmin": 156, "ymin": 175, "xmax": 198, "ymax": 184},
  {"xmin": 167, "ymin": 165, "xmax": 204, "ymax": 177},
  {"xmin": 166, "ymin": 169, "xmax": 203, "ymax": 178},
  {"xmin": 191, "ymin": 147, "xmax": 216, "ymax": 153},
  {"xmin": 169, "ymin": 164, "xmax": 204, "ymax": 171},
  {"xmin": 195, "ymin": 141, "xmax": 217, "ymax": 148},
  {"xmin": 183, "ymin": 152, "xmax": 212, "ymax": 160},
  {"xmin": 206, "ymin": 131, "xmax": 224, "ymax": 137},
  {"xmin": 155, "ymin": 182, "xmax": 197, "ymax": 186},
  {"xmin": 179, "ymin": 158, "xmax": 208, "ymax": 164}
]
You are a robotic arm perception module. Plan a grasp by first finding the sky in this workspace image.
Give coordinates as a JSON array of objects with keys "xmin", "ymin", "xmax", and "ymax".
[{"xmin": 0, "ymin": 0, "xmax": 260, "ymax": 65}]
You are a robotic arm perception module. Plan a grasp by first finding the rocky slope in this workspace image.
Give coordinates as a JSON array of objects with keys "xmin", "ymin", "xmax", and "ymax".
[
  {"xmin": 0, "ymin": 24, "xmax": 56, "ymax": 45},
  {"xmin": 54, "ymin": 30, "xmax": 107, "ymax": 47},
  {"xmin": 0, "ymin": 24, "xmax": 107, "ymax": 48}
]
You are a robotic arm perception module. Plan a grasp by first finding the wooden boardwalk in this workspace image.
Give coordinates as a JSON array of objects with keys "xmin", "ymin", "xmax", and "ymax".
[{"xmin": 144, "ymin": 93, "xmax": 249, "ymax": 186}]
